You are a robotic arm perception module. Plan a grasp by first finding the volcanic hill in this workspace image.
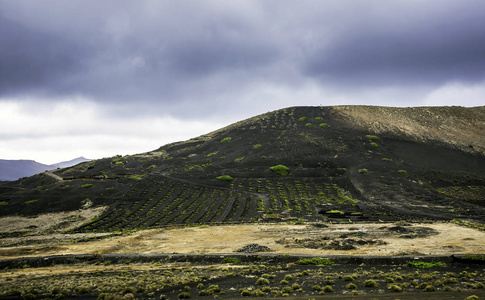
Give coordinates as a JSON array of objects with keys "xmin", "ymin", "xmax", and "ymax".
[{"xmin": 1, "ymin": 106, "xmax": 484, "ymax": 231}]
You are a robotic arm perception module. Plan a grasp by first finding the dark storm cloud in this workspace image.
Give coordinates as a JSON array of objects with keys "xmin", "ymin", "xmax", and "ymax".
[
  {"xmin": 303, "ymin": 1, "xmax": 485, "ymax": 87},
  {"xmin": 0, "ymin": 15, "xmax": 88, "ymax": 96},
  {"xmin": 1, "ymin": 0, "xmax": 484, "ymax": 116}
]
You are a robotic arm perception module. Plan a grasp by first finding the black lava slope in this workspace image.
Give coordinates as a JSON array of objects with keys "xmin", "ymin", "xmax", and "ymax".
[{"xmin": 0, "ymin": 106, "xmax": 484, "ymax": 231}]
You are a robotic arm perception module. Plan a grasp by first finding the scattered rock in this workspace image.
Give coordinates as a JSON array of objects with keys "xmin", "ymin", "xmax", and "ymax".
[{"xmin": 237, "ymin": 244, "xmax": 271, "ymax": 253}]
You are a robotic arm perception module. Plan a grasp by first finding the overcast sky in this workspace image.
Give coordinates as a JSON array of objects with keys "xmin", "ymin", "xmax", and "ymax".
[{"xmin": 1, "ymin": 0, "xmax": 485, "ymax": 164}]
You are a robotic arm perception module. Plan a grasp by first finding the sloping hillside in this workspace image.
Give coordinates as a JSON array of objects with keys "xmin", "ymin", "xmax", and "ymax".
[{"xmin": 0, "ymin": 106, "xmax": 484, "ymax": 231}]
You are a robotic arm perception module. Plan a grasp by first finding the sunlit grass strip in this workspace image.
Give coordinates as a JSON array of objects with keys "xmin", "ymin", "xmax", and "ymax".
[{"xmin": 295, "ymin": 257, "xmax": 334, "ymax": 265}]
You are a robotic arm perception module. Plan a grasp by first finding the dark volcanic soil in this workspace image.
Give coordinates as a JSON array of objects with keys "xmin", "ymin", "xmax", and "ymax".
[
  {"xmin": 1, "ymin": 253, "xmax": 485, "ymax": 300},
  {"xmin": 0, "ymin": 106, "xmax": 484, "ymax": 230}
]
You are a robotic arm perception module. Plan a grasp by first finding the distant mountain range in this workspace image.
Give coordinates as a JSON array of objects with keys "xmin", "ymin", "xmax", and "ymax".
[{"xmin": 0, "ymin": 157, "xmax": 91, "ymax": 181}]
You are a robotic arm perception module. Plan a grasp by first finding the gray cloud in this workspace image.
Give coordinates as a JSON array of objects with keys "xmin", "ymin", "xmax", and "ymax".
[
  {"xmin": 0, "ymin": 0, "xmax": 484, "ymax": 119},
  {"xmin": 303, "ymin": 1, "xmax": 485, "ymax": 87}
]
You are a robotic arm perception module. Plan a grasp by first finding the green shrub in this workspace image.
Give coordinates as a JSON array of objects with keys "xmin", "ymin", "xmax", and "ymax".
[
  {"xmin": 256, "ymin": 277, "xmax": 270, "ymax": 285},
  {"xmin": 0, "ymin": 201, "xmax": 8, "ymax": 206},
  {"xmin": 319, "ymin": 123, "xmax": 328, "ymax": 127},
  {"xmin": 388, "ymin": 284, "xmax": 402, "ymax": 292},
  {"xmin": 257, "ymin": 198, "xmax": 265, "ymax": 211},
  {"xmin": 197, "ymin": 283, "xmax": 204, "ymax": 289},
  {"xmin": 296, "ymin": 257, "xmax": 333, "ymax": 265},
  {"xmin": 370, "ymin": 142, "xmax": 379, "ymax": 148},
  {"xmin": 312, "ymin": 285, "xmax": 322, "ymax": 291},
  {"xmin": 315, "ymin": 117, "xmax": 322, "ymax": 121},
  {"xmin": 220, "ymin": 137, "xmax": 232, "ymax": 143},
  {"xmin": 234, "ymin": 156, "xmax": 245, "ymax": 162},
  {"xmin": 323, "ymin": 285, "xmax": 333, "ymax": 292},
  {"xmin": 397, "ymin": 170, "xmax": 408, "ymax": 176},
  {"xmin": 23, "ymin": 293, "xmax": 36, "ymax": 300},
  {"xmin": 363, "ymin": 279, "xmax": 378, "ymax": 287},
  {"xmin": 424, "ymin": 285, "xmax": 436, "ymax": 292},
  {"xmin": 208, "ymin": 285, "xmax": 220, "ymax": 293},
  {"xmin": 129, "ymin": 176, "xmax": 142, "ymax": 181},
  {"xmin": 346, "ymin": 283, "xmax": 357, "ymax": 289},
  {"xmin": 284, "ymin": 275, "xmax": 294, "ymax": 281},
  {"xmin": 366, "ymin": 135, "xmax": 379, "ymax": 141},
  {"xmin": 270, "ymin": 164, "xmax": 290, "ymax": 176},
  {"xmin": 343, "ymin": 275, "xmax": 354, "ymax": 281},
  {"xmin": 253, "ymin": 144, "xmax": 262, "ymax": 149},
  {"xmin": 465, "ymin": 296, "xmax": 480, "ymax": 300},
  {"xmin": 207, "ymin": 151, "xmax": 219, "ymax": 157},
  {"xmin": 299, "ymin": 117, "xmax": 307, "ymax": 122},
  {"xmin": 148, "ymin": 165, "xmax": 157, "ymax": 169},
  {"xmin": 407, "ymin": 261, "xmax": 445, "ymax": 268},
  {"xmin": 177, "ymin": 292, "xmax": 191, "ymax": 298},
  {"xmin": 223, "ymin": 257, "xmax": 240, "ymax": 264},
  {"xmin": 24, "ymin": 200, "xmax": 38, "ymax": 205},
  {"xmin": 324, "ymin": 279, "xmax": 335, "ymax": 285},
  {"xmin": 305, "ymin": 123, "xmax": 312, "ymax": 127},
  {"xmin": 216, "ymin": 175, "xmax": 234, "ymax": 181},
  {"xmin": 291, "ymin": 283, "xmax": 300, "ymax": 290},
  {"xmin": 82, "ymin": 184, "xmax": 93, "ymax": 188},
  {"xmin": 381, "ymin": 158, "xmax": 392, "ymax": 162},
  {"xmin": 280, "ymin": 279, "xmax": 289, "ymax": 285},
  {"xmin": 114, "ymin": 161, "xmax": 124, "ymax": 166}
]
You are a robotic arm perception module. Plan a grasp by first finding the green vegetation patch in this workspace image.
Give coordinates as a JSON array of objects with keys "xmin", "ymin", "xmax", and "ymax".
[
  {"xmin": 407, "ymin": 261, "xmax": 446, "ymax": 268},
  {"xmin": 299, "ymin": 117, "xmax": 307, "ymax": 122},
  {"xmin": 270, "ymin": 164, "xmax": 290, "ymax": 176},
  {"xmin": 437, "ymin": 186, "xmax": 485, "ymax": 201},
  {"xmin": 397, "ymin": 170, "xmax": 408, "ymax": 176},
  {"xmin": 370, "ymin": 142, "xmax": 379, "ymax": 148},
  {"xmin": 253, "ymin": 144, "xmax": 262, "ymax": 149},
  {"xmin": 0, "ymin": 201, "xmax": 8, "ymax": 206},
  {"xmin": 315, "ymin": 117, "xmax": 322, "ymax": 121},
  {"xmin": 234, "ymin": 156, "xmax": 245, "ymax": 162},
  {"xmin": 82, "ymin": 184, "xmax": 93, "ymax": 188},
  {"xmin": 366, "ymin": 135, "xmax": 380, "ymax": 141},
  {"xmin": 129, "ymin": 176, "xmax": 143, "ymax": 181},
  {"xmin": 319, "ymin": 123, "xmax": 328, "ymax": 127},
  {"xmin": 183, "ymin": 163, "xmax": 211, "ymax": 171},
  {"xmin": 295, "ymin": 257, "xmax": 334, "ymax": 265},
  {"xmin": 462, "ymin": 254, "xmax": 485, "ymax": 261},
  {"xmin": 207, "ymin": 151, "xmax": 219, "ymax": 157},
  {"xmin": 452, "ymin": 219, "xmax": 485, "ymax": 231},
  {"xmin": 220, "ymin": 137, "xmax": 232, "ymax": 143},
  {"xmin": 24, "ymin": 200, "xmax": 38, "ymax": 205},
  {"xmin": 216, "ymin": 175, "xmax": 234, "ymax": 181},
  {"xmin": 326, "ymin": 210, "xmax": 344, "ymax": 214},
  {"xmin": 223, "ymin": 257, "xmax": 241, "ymax": 264}
]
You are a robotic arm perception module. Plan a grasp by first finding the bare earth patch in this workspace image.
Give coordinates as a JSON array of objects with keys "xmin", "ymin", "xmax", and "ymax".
[{"xmin": 1, "ymin": 222, "xmax": 484, "ymax": 259}]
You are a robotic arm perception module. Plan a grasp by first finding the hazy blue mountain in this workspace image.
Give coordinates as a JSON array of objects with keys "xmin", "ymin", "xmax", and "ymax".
[
  {"xmin": 0, "ymin": 157, "xmax": 91, "ymax": 181},
  {"xmin": 50, "ymin": 157, "xmax": 91, "ymax": 169}
]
